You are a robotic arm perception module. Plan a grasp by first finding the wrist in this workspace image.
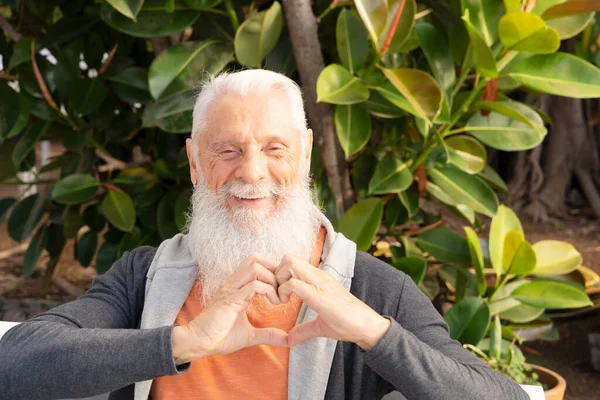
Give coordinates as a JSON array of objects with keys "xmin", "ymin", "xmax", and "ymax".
[
  {"xmin": 356, "ymin": 315, "xmax": 391, "ymax": 352},
  {"xmin": 172, "ymin": 325, "xmax": 205, "ymax": 366}
]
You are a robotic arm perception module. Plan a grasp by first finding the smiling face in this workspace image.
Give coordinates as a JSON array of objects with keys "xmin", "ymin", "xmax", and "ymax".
[{"xmin": 186, "ymin": 89, "xmax": 312, "ymax": 224}]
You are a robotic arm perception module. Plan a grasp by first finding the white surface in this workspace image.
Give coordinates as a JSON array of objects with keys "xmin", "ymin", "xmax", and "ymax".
[{"xmin": 1, "ymin": 322, "xmax": 545, "ymax": 400}]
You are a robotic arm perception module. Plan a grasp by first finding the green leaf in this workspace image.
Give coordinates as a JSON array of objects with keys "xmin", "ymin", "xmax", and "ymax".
[
  {"xmin": 52, "ymin": 174, "xmax": 99, "ymax": 205},
  {"xmin": 373, "ymin": 82, "xmax": 418, "ymax": 117},
  {"xmin": 512, "ymin": 280, "xmax": 592, "ymax": 309},
  {"xmin": 184, "ymin": 0, "xmax": 223, "ymax": 8},
  {"xmin": 500, "ymin": 302, "xmax": 545, "ymax": 323},
  {"xmin": 428, "ymin": 166, "xmax": 499, "ymax": 217},
  {"xmin": 102, "ymin": 189, "xmax": 136, "ymax": 232},
  {"xmin": 101, "ymin": 1, "xmax": 200, "ymax": 38},
  {"xmin": 415, "ymin": 23, "xmax": 456, "ymax": 93},
  {"xmin": 378, "ymin": 0, "xmax": 416, "ymax": 53},
  {"xmin": 0, "ymin": 83, "xmax": 30, "ymax": 141},
  {"xmin": 8, "ymin": 38, "xmax": 32, "ymax": 71},
  {"xmin": 461, "ymin": 0, "xmax": 504, "ymax": 46},
  {"xmin": 234, "ymin": 1, "xmax": 283, "ymax": 68},
  {"xmin": 489, "ymin": 205, "xmax": 523, "ymax": 277},
  {"xmin": 465, "ymin": 227, "xmax": 486, "ymax": 297},
  {"xmin": 334, "ymin": 104, "xmax": 371, "ymax": 158},
  {"xmin": 415, "ymin": 227, "xmax": 471, "ymax": 265},
  {"xmin": 489, "ymin": 314, "xmax": 502, "ymax": 360},
  {"xmin": 354, "ymin": 0, "xmax": 388, "ymax": 47},
  {"xmin": 473, "ymin": 100, "xmax": 542, "ymax": 129},
  {"xmin": 364, "ymin": 90, "xmax": 405, "ymax": 119},
  {"xmin": 157, "ymin": 194, "xmax": 180, "ymax": 240},
  {"xmin": 542, "ymin": 0, "xmax": 600, "ymax": 19},
  {"xmin": 0, "ymin": 198, "xmax": 16, "ymax": 224},
  {"xmin": 535, "ymin": 0, "xmax": 594, "ymax": 39},
  {"xmin": 336, "ymin": 9, "xmax": 368, "ymax": 74},
  {"xmin": 142, "ymin": 90, "xmax": 195, "ymax": 133},
  {"xmin": 478, "ymin": 164, "xmax": 508, "ymax": 194},
  {"xmin": 44, "ymin": 223, "xmax": 66, "ymax": 259},
  {"xmin": 106, "ymin": 67, "xmax": 152, "ymax": 104},
  {"xmin": 368, "ymin": 154, "xmax": 412, "ymax": 195},
  {"xmin": 511, "ymin": 52, "xmax": 600, "ymax": 98},
  {"xmin": 504, "ymin": 0, "xmax": 521, "ymax": 13},
  {"xmin": 532, "ymin": 240, "xmax": 583, "ymax": 276},
  {"xmin": 174, "ymin": 188, "xmax": 192, "ymax": 231},
  {"xmin": 380, "ymin": 68, "xmax": 442, "ymax": 121},
  {"xmin": 316, "ymin": 64, "xmax": 369, "ymax": 104},
  {"xmin": 392, "ymin": 256, "xmax": 427, "ymax": 285},
  {"xmin": 83, "ymin": 205, "xmax": 106, "ymax": 232},
  {"xmin": 444, "ymin": 297, "xmax": 490, "ymax": 345},
  {"xmin": 149, "ymin": 40, "xmax": 232, "ymax": 99},
  {"xmin": 70, "ymin": 79, "xmax": 108, "ymax": 116},
  {"xmin": 23, "ymin": 225, "xmax": 48, "ymax": 278},
  {"xmin": 445, "ymin": 136, "xmax": 487, "ymax": 174},
  {"xmin": 7, "ymin": 193, "xmax": 48, "ymax": 243},
  {"xmin": 96, "ymin": 241, "xmax": 119, "ymax": 274},
  {"xmin": 508, "ymin": 240, "xmax": 537, "ymax": 276},
  {"xmin": 43, "ymin": 16, "xmax": 99, "ymax": 47},
  {"xmin": 465, "ymin": 101, "xmax": 547, "ymax": 151},
  {"xmin": 117, "ymin": 227, "xmax": 142, "ymax": 257},
  {"xmin": 12, "ymin": 121, "xmax": 48, "ymax": 168},
  {"xmin": 76, "ymin": 230, "xmax": 98, "ymax": 267},
  {"xmin": 63, "ymin": 208, "xmax": 84, "ymax": 239},
  {"xmin": 338, "ymin": 198, "xmax": 383, "ymax": 251},
  {"xmin": 462, "ymin": 10, "xmax": 498, "ymax": 78},
  {"xmin": 107, "ymin": 0, "xmax": 144, "ymax": 21},
  {"xmin": 498, "ymin": 12, "xmax": 560, "ymax": 54},
  {"xmin": 398, "ymin": 187, "xmax": 419, "ymax": 217}
]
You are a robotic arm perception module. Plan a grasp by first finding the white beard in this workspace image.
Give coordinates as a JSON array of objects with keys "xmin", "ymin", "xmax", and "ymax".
[{"xmin": 186, "ymin": 174, "xmax": 322, "ymax": 306}]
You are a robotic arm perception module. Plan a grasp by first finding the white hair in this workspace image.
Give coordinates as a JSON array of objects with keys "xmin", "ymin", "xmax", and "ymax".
[{"xmin": 191, "ymin": 69, "xmax": 308, "ymax": 148}]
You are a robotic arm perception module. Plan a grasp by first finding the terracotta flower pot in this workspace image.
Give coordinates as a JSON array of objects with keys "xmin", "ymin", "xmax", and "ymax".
[{"xmin": 528, "ymin": 363, "xmax": 567, "ymax": 400}]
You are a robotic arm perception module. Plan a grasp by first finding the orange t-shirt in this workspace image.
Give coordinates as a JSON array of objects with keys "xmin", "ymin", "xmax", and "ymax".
[{"xmin": 150, "ymin": 228, "xmax": 326, "ymax": 400}]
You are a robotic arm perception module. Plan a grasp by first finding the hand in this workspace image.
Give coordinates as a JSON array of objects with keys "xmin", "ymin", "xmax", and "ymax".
[
  {"xmin": 275, "ymin": 255, "xmax": 391, "ymax": 350},
  {"xmin": 173, "ymin": 253, "xmax": 287, "ymax": 364}
]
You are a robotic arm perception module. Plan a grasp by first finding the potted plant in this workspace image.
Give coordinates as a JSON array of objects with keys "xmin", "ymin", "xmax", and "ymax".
[{"xmin": 391, "ymin": 205, "xmax": 592, "ymax": 399}]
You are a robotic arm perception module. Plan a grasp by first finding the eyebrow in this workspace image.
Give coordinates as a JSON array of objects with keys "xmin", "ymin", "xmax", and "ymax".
[{"xmin": 209, "ymin": 135, "xmax": 290, "ymax": 148}]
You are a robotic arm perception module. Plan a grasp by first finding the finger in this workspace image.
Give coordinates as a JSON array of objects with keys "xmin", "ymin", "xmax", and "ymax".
[
  {"xmin": 288, "ymin": 319, "xmax": 323, "ymax": 347},
  {"xmin": 278, "ymin": 277, "xmax": 316, "ymax": 305},
  {"xmin": 275, "ymin": 254, "xmax": 320, "ymax": 286},
  {"xmin": 223, "ymin": 259, "xmax": 278, "ymax": 291},
  {"xmin": 242, "ymin": 252, "xmax": 279, "ymax": 273},
  {"xmin": 229, "ymin": 280, "xmax": 281, "ymax": 306},
  {"xmin": 249, "ymin": 327, "xmax": 289, "ymax": 347}
]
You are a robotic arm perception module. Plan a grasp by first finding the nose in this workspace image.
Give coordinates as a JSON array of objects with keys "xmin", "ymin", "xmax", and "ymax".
[{"xmin": 236, "ymin": 147, "xmax": 267, "ymax": 183}]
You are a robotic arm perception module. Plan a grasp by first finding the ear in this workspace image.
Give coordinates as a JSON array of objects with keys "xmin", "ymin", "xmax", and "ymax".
[
  {"xmin": 304, "ymin": 129, "xmax": 313, "ymax": 168},
  {"xmin": 185, "ymin": 138, "xmax": 200, "ymax": 185}
]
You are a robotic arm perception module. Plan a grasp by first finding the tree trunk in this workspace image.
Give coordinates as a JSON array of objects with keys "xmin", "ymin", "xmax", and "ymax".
[{"xmin": 281, "ymin": 0, "xmax": 354, "ymax": 214}]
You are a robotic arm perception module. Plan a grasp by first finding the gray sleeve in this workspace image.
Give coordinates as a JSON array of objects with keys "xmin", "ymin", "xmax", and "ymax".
[
  {"xmin": 363, "ymin": 274, "xmax": 530, "ymax": 400},
  {"xmin": 0, "ymin": 247, "xmax": 190, "ymax": 400}
]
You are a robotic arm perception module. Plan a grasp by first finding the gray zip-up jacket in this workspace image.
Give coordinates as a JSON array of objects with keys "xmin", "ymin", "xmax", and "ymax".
[{"xmin": 0, "ymin": 217, "xmax": 528, "ymax": 400}]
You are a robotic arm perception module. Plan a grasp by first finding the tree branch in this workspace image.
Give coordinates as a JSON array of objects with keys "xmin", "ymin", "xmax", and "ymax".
[
  {"xmin": 0, "ymin": 14, "xmax": 22, "ymax": 41},
  {"xmin": 281, "ymin": 0, "xmax": 354, "ymax": 214}
]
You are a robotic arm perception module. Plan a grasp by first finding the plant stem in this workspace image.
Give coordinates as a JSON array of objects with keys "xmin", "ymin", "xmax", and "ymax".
[{"xmin": 224, "ymin": 0, "xmax": 240, "ymax": 31}]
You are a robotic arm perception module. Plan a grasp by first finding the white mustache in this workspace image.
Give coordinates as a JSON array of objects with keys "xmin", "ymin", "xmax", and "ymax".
[{"xmin": 221, "ymin": 181, "xmax": 285, "ymax": 199}]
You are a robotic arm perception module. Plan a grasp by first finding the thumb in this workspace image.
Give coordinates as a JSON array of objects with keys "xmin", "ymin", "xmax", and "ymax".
[
  {"xmin": 288, "ymin": 318, "xmax": 324, "ymax": 347},
  {"xmin": 249, "ymin": 327, "xmax": 289, "ymax": 347}
]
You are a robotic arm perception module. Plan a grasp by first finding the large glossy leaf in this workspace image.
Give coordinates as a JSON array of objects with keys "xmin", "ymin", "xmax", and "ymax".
[
  {"xmin": 489, "ymin": 205, "xmax": 523, "ymax": 277},
  {"xmin": 52, "ymin": 174, "xmax": 99, "ymax": 205},
  {"xmin": 76, "ymin": 230, "xmax": 98, "ymax": 267},
  {"xmin": 106, "ymin": 68, "xmax": 152, "ymax": 104},
  {"xmin": 465, "ymin": 101, "xmax": 547, "ymax": 151},
  {"xmin": 532, "ymin": 240, "xmax": 583, "ymax": 276},
  {"xmin": 378, "ymin": 0, "xmax": 416, "ymax": 53},
  {"xmin": 415, "ymin": 23, "xmax": 456, "ymax": 93},
  {"xmin": 107, "ymin": 0, "xmax": 144, "ymax": 21},
  {"xmin": 461, "ymin": 0, "xmax": 504, "ymax": 46},
  {"xmin": 368, "ymin": 154, "xmax": 412, "ymax": 195},
  {"xmin": 149, "ymin": 40, "xmax": 232, "ymax": 99},
  {"xmin": 12, "ymin": 121, "xmax": 48, "ymax": 169},
  {"xmin": 0, "ymin": 82, "xmax": 29, "ymax": 141},
  {"xmin": 428, "ymin": 166, "xmax": 499, "ymax": 217},
  {"xmin": 336, "ymin": 9, "xmax": 368, "ymax": 74},
  {"xmin": 510, "ymin": 52, "xmax": 600, "ymax": 98},
  {"xmin": 498, "ymin": 12, "xmax": 560, "ymax": 54},
  {"xmin": 473, "ymin": 100, "xmax": 542, "ymax": 129},
  {"xmin": 316, "ymin": 64, "xmax": 369, "ymax": 104},
  {"xmin": 8, "ymin": 38, "xmax": 32, "ymax": 71},
  {"xmin": 354, "ymin": 0, "xmax": 388, "ymax": 46},
  {"xmin": 507, "ymin": 239, "xmax": 537, "ymax": 276},
  {"xmin": 399, "ymin": 187, "xmax": 419, "ymax": 216},
  {"xmin": 445, "ymin": 136, "xmax": 487, "ymax": 174},
  {"xmin": 338, "ymin": 198, "xmax": 383, "ymax": 251},
  {"xmin": 7, "ymin": 193, "xmax": 48, "ymax": 243},
  {"xmin": 478, "ymin": 164, "xmax": 508, "ymax": 194},
  {"xmin": 70, "ymin": 79, "xmax": 108, "ymax": 116},
  {"xmin": 142, "ymin": 90, "xmax": 195, "ymax": 133},
  {"xmin": 334, "ymin": 104, "xmax": 371, "ymax": 158},
  {"xmin": 444, "ymin": 297, "xmax": 490, "ymax": 345},
  {"xmin": 63, "ymin": 208, "xmax": 84, "ymax": 239},
  {"xmin": 23, "ymin": 225, "xmax": 48, "ymax": 278},
  {"xmin": 542, "ymin": 0, "xmax": 600, "ymax": 18},
  {"xmin": 234, "ymin": 2, "xmax": 283, "ymax": 68},
  {"xmin": 101, "ymin": 1, "xmax": 200, "ymax": 38},
  {"xmin": 512, "ymin": 280, "xmax": 592, "ymax": 309},
  {"xmin": 465, "ymin": 227, "xmax": 486, "ymax": 297},
  {"xmin": 380, "ymin": 68, "xmax": 442, "ymax": 121},
  {"xmin": 500, "ymin": 303, "xmax": 545, "ymax": 323},
  {"xmin": 364, "ymin": 90, "xmax": 405, "ymax": 119},
  {"xmin": 0, "ymin": 198, "xmax": 16, "ymax": 224},
  {"xmin": 102, "ymin": 189, "xmax": 136, "ymax": 232},
  {"xmin": 392, "ymin": 256, "xmax": 427, "ymax": 285},
  {"xmin": 415, "ymin": 227, "xmax": 471, "ymax": 265},
  {"xmin": 535, "ymin": 0, "xmax": 594, "ymax": 39},
  {"xmin": 462, "ymin": 10, "xmax": 498, "ymax": 78}
]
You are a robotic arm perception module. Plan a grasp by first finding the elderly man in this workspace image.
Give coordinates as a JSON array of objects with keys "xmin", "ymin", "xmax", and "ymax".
[{"xmin": 0, "ymin": 70, "xmax": 528, "ymax": 400}]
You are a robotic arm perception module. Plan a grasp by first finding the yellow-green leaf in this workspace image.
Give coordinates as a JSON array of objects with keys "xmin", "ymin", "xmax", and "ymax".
[
  {"xmin": 336, "ymin": 9, "xmax": 369, "ymax": 74},
  {"xmin": 512, "ymin": 280, "xmax": 592, "ymax": 309},
  {"xmin": 445, "ymin": 136, "xmax": 487, "ymax": 174},
  {"xmin": 489, "ymin": 205, "xmax": 523, "ymax": 277},
  {"xmin": 465, "ymin": 227, "xmax": 486, "ymax": 297},
  {"xmin": 368, "ymin": 154, "xmax": 412, "ymax": 195},
  {"xmin": 532, "ymin": 240, "xmax": 583, "ymax": 276},
  {"xmin": 354, "ymin": 0, "xmax": 388, "ymax": 48},
  {"xmin": 234, "ymin": 1, "xmax": 283, "ymax": 68},
  {"xmin": 462, "ymin": 10, "xmax": 498, "ymax": 78},
  {"xmin": 338, "ymin": 198, "xmax": 383, "ymax": 251},
  {"xmin": 498, "ymin": 12, "xmax": 560, "ymax": 54},
  {"xmin": 334, "ymin": 104, "xmax": 371, "ymax": 158},
  {"xmin": 317, "ymin": 64, "xmax": 369, "ymax": 104}
]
